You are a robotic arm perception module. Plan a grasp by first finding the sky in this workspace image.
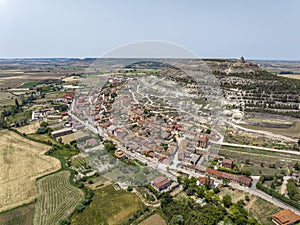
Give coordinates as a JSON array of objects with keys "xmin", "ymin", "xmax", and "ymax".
[{"xmin": 0, "ymin": 0, "xmax": 299, "ymax": 60}]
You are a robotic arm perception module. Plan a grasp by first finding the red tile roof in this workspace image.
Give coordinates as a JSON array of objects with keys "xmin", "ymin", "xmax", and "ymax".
[{"xmin": 272, "ymin": 209, "xmax": 300, "ymax": 225}]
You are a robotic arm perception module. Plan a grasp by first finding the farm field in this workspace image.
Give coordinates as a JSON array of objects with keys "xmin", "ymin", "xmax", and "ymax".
[
  {"xmin": 34, "ymin": 170, "xmax": 84, "ymax": 225},
  {"xmin": 71, "ymin": 185, "xmax": 144, "ymax": 225},
  {"xmin": 139, "ymin": 214, "xmax": 167, "ymax": 225},
  {"xmin": 71, "ymin": 157, "xmax": 90, "ymax": 170},
  {"xmin": 62, "ymin": 76, "xmax": 80, "ymax": 82},
  {"xmin": 0, "ymin": 203, "xmax": 35, "ymax": 225},
  {"xmin": 278, "ymin": 74, "xmax": 300, "ymax": 80},
  {"xmin": 16, "ymin": 121, "xmax": 40, "ymax": 134},
  {"xmin": 241, "ymin": 121, "xmax": 300, "ymax": 139},
  {"xmin": 0, "ymin": 130, "xmax": 61, "ymax": 213},
  {"xmin": 61, "ymin": 131, "xmax": 87, "ymax": 144},
  {"xmin": 0, "ymin": 71, "xmax": 63, "ymax": 88},
  {"xmin": 219, "ymin": 145, "xmax": 300, "ymax": 162}
]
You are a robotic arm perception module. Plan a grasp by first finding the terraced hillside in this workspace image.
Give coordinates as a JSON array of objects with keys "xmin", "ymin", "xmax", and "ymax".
[
  {"xmin": 34, "ymin": 170, "xmax": 84, "ymax": 225},
  {"xmin": 213, "ymin": 67, "xmax": 300, "ymax": 118}
]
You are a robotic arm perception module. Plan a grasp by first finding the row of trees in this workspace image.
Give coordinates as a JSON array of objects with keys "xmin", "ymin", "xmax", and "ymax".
[{"xmin": 256, "ymin": 176, "xmax": 300, "ymax": 210}]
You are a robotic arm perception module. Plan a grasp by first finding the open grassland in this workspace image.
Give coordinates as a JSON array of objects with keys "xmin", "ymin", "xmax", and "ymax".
[
  {"xmin": 139, "ymin": 214, "xmax": 167, "ymax": 225},
  {"xmin": 28, "ymin": 133, "xmax": 59, "ymax": 145},
  {"xmin": 34, "ymin": 171, "xmax": 84, "ymax": 225},
  {"xmin": 71, "ymin": 185, "xmax": 144, "ymax": 225},
  {"xmin": 219, "ymin": 187, "xmax": 280, "ymax": 225},
  {"xmin": 0, "ymin": 130, "xmax": 61, "ymax": 213},
  {"xmin": 241, "ymin": 121, "xmax": 300, "ymax": 139},
  {"xmin": 0, "ymin": 204, "xmax": 35, "ymax": 225},
  {"xmin": 16, "ymin": 121, "xmax": 40, "ymax": 134},
  {"xmin": 247, "ymin": 197, "xmax": 281, "ymax": 224}
]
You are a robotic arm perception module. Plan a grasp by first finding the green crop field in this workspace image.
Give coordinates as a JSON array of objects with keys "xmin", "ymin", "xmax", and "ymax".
[
  {"xmin": 71, "ymin": 185, "xmax": 144, "ymax": 225},
  {"xmin": 22, "ymin": 81, "xmax": 39, "ymax": 87},
  {"xmin": 71, "ymin": 157, "xmax": 90, "ymax": 170},
  {"xmin": 33, "ymin": 171, "xmax": 84, "ymax": 225}
]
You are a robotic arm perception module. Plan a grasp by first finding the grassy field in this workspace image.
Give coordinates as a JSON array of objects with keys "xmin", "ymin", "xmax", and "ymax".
[
  {"xmin": 247, "ymin": 197, "xmax": 281, "ymax": 224},
  {"xmin": 22, "ymin": 81, "xmax": 39, "ymax": 87},
  {"xmin": 219, "ymin": 187, "xmax": 247, "ymax": 203},
  {"xmin": 240, "ymin": 164, "xmax": 281, "ymax": 176},
  {"xmin": 61, "ymin": 131, "xmax": 87, "ymax": 144},
  {"xmin": 0, "ymin": 203, "xmax": 35, "ymax": 225},
  {"xmin": 241, "ymin": 121, "xmax": 300, "ymax": 139},
  {"xmin": 28, "ymin": 133, "xmax": 59, "ymax": 145},
  {"xmin": 0, "ymin": 130, "xmax": 61, "ymax": 213},
  {"xmin": 16, "ymin": 121, "xmax": 40, "ymax": 134},
  {"xmin": 139, "ymin": 214, "xmax": 166, "ymax": 225},
  {"xmin": 34, "ymin": 171, "xmax": 84, "ymax": 225},
  {"xmin": 219, "ymin": 187, "xmax": 280, "ymax": 225},
  {"xmin": 71, "ymin": 185, "xmax": 144, "ymax": 225}
]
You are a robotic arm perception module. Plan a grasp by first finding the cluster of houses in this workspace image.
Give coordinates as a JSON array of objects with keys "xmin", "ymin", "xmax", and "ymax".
[
  {"xmin": 93, "ymin": 77, "xmax": 126, "ymax": 129},
  {"xmin": 89, "ymin": 75, "xmax": 255, "ymax": 188}
]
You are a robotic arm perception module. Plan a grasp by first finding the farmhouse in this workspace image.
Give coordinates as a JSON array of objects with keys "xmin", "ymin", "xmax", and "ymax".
[
  {"xmin": 272, "ymin": 209, "xmax": 300, "ymax": 225},
  {"xmin": 151, "ymin": 176, "xmax": 170, "ymax": 192},
  {"xmin": 50, "ymin": 128, "xmax": 73, "ymax": 138}
]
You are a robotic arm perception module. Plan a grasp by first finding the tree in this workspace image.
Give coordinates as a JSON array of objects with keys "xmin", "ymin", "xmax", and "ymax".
[
  {"xmin": 298, "ymin": 139, "xmax": 300, "ymax": 146},
  {"xmin": 222, "ymin": 178, "xmax": 230, "ymax": 186},
  {"xmin": 213, "ymin": 187, "xmax": 220, "ymax": 194},
  {"xmin": 169, "ymin": 215, "xmax": 184, "ymax": 225},
  {"xmin": 37, "ymin": 127, "xmax": 47, "ymax": 134},
  {"xmin": 205, "ymin": 128, "xmax": 211, "ymax": 134},
  {"xmin": 40, "ymin": 121, "xmax": 48, "ymax": 127},
  {"xmin": 76, "ymin": 203, "xmax": 86, "ymax": 212},
  {"xmin": 59, "ymin": 218, "xmax": 70, "ymax": 225},
  {"xmin": 245, "ymin": 195, "xmax": 250, "ymax": 202},
  {"xmin": 205, "ymin": 176, "xmax": 211, "ymax": 190},
  {"xmin": 15, "ymin": 99, "xmax": 20, "ymax": 108},
  {"xmin": 177, "ymin": 176, "xmax": 182, "ymax": 184},
  {"xmin": 294, "ymin": 162, "xmax": 300, "ymax": 171},
  {"xmin": 104, "ymin": 140, "xmax": 116, "ymax": 152},
  {"xmin": 222, "ymin": 194, "xmax": 232, "ymax": 208}
]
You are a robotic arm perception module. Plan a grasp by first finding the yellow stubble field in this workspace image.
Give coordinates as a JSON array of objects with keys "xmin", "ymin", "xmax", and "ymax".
[{"xmin": 0, "ymin": 130, "xmax": 61, "ymax": 213}]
